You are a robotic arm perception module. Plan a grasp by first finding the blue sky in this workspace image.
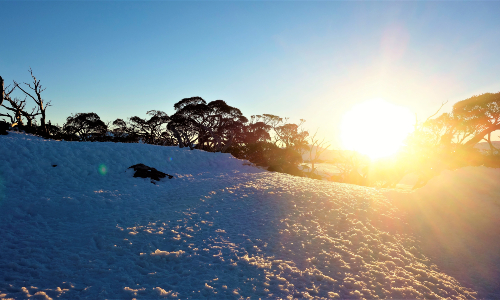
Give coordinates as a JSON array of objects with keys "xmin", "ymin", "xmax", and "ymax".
[{"xmin": 2, "ymin": 1, "xmax": 500, "ymax": 146}]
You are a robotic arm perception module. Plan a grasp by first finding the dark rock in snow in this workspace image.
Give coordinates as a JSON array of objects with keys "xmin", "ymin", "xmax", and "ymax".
[
  {"xmin": 0, "ymin": 121, "xmax": 9, "ymax": 135},
  {"xmin": 128, "ymin": 163, "xmax": 174, "ymax": 183}
]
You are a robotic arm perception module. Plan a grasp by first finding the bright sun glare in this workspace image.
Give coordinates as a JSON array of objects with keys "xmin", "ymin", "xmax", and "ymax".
[{"xmin": 341, "ymin": 99, "xmax": 414, "ymax": 159}]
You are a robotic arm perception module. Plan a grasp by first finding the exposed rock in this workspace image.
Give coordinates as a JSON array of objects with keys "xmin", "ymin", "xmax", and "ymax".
[
  {"xmin": 0, "ymin": 121, "xmax": 9, "ymax": 135},
  {"xmin": 128, "ymin": 163, "xmax": 173, "ymax": 183}
]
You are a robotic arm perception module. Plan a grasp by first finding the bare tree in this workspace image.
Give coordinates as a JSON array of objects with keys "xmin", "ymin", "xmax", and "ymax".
[
  {"xmin": 14, "ymin": 68, "xmax": 51, "ymax": 133},
  {"xmin": 333, "ymin": 150, "xmax": 368, "ymax": 185},
  {"xmin": 307, "ymin": 130, "xmax": 330, "ymax": 175},
  {"xmin": 0, "ymin": 78, "xmax": 19, "ymax": 125}
]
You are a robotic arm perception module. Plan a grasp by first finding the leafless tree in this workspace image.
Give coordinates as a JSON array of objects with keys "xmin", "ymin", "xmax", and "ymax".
[
  {"xmin": 14, "ymin": 68, "xmax": 51, "ymax": 133},
  {"xmin": 0, "ymin": 78, "xmax": 23, "ymax": 125},
  {"xmin": 331, "ymin": 150, "xmax": 368, "ymax": 185},
  {"xmin": 307, "ymin": 130, "xmax": 330, "ymax": 175}
]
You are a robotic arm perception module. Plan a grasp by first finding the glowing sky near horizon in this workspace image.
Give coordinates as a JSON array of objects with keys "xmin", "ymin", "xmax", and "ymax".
[{"xmin": 1, "ymin": 1, "xmax": 500, "ymax": 146}]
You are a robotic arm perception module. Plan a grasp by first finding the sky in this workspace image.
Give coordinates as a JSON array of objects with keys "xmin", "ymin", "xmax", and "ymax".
[{"xmin": 2, "ymin": 1, "xmax": 500, "ymax": 147}]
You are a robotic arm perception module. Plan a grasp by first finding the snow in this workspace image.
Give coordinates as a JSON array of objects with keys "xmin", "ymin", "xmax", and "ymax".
[
  {"xmin": 384, "ymin": 166, "xmax": 500, "ymax": 299},
  {"xmin": 0, "ymin": 131, "xmax": 492, "ymax": 299}
]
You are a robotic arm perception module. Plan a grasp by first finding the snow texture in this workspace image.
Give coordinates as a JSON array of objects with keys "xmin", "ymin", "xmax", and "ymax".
[{"xmin": 0, "ymin": 132, "xmax": 482, "ymax": 299}]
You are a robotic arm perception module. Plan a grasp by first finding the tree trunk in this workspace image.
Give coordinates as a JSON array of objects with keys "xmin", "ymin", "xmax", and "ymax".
[
  {"xmin": 0, "ymin": 76, "xmax": 4, "ymax": 106},
  {"xmin": 40, "ymin": 108, "xmax": 46, "ymax": 133},
  {"xmin": 170, "ymin": 127, "xmax": 184, "ymax": 148},
  {"xmin": 463, "ymin": 124, "xmax": 500, "ymax": 149},
  {"xmin": 221, "ymin": 133, "xmax": 235, "ymax": 153}
]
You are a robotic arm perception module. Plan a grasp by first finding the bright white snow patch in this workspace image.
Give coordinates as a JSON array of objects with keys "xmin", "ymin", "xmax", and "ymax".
[{"xmin": 0, "ymin": 132, "xmax": 480, "ymax": 299}]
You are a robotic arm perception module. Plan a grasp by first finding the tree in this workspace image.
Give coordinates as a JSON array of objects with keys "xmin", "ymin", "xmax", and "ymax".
[
  {"xmin": 240, "ymin": 115, "xmax": 272, "ymax": 144},
  {"xmin": 229, "ymin": 115, "xmax": 272, "ymax": 165},
  {"xmin": 306, "ymin": 130, "xmax": 331, "ymax": 177},
  {"xmin": 328, "ymin": 150, "xmax": 369, "ymax": 185},
  {"xmin": 1, "ymin": 97, "xmax": 41, "ymax": 128},
  {"xmin": 109, "ymin": 118, "xmax": 138, "ymax": 143},
  {"xmin": 63, "ymin": 113, "xmax": 108, "ymax": 141},
  {"xmin": 258, "ymin": 114, "xmax": 309, "ymax": 153},
  {"xmin": 167, "ymin": 114, "xmax": 199, "ymax": 150},
  {"xmin": 0, "ymin": 77, "xmax": 18, "ymax": 125},
  {"xmin": 128, "ymin": 110, "xmax": 173, "ymax": 145},
  {"xmin": 451, "ymin": 92, "xmax": 500, "ymax": 149},
  {"xmin": 0, "ymin": 76, "xmax": 4, "ymax": 106},
  {"xmin": 397, "ymin": 94, "xmax": 500, "ymax": 189},
  {"xmin": 14, "ymin": 68, "xmax": 51, "ymax": 134},
  {"xmin": 169, "ymin": 97, "xmax": 248, "ymax": 152}
]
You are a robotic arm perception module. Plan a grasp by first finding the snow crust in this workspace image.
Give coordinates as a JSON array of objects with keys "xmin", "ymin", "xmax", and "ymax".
[{"xmin": 0, "ymin": 132, "xmax": 478, "ymax": 299}]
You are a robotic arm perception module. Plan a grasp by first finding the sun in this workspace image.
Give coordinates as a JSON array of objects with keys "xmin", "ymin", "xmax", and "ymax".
[{"xmin": 340, "ymin": 99, "xmax": 414, "ymax": 159}]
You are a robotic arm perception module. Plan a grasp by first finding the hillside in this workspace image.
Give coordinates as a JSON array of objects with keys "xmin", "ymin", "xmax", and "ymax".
[{"xmin": 0, "ymin": 132, "xmax": 493, "ymax": 299}]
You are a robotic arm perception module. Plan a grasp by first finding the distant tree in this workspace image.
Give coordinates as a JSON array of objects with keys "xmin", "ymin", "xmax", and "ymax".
[
  {"xmin": 259, "ymin": 114, "xmax": 309, "ymax": 153},
  {"xmin": 46, "ymin": 121, "xmax": 63, "ymax": 138},
  {"xmin": 240, "ymin": 115, "xmax": 272, "ymax": 144},
  {"xmin": 332, "ymin": 150, "xmax": 369, "ymax": 185},
  {"xmin": 307, "ymin": 130, "xmax": 330, "ymax": 177},
  {"xmin": 63, "ymin": 113, "xmax": 108, "ymax": 141},
  {"xmin": 229, "ymin": 115, "xmax": 272, "ymax": 165},
  {"xmin": 169, "ymin": 97, "xmax": 248, "ymax": 152},
  {"xmin": 109, "ymin": 118, "xmax": 138, "ymax": 143},
  {"xmin": 228, "ymin": 113, "xmax": 307, "ymax": 175},
  {"xmin": 128, "ymin": 110, "xmax": 173, "ymax": 145}
]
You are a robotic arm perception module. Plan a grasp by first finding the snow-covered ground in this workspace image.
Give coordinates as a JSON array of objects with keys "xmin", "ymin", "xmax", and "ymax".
[
  {"xmin": 383, "ymin": 166, "xmax": 500, "ymax": 299},
  {"xmin": 0, "ymin": 132, "xmax": 495, "ymax": 299}
]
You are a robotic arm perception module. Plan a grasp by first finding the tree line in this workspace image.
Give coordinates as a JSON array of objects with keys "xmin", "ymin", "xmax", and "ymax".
[
  {"xmin": 1, "ymin": 69, "xmax": 326, "ymax": 177},
  {"xmin": 2, "ymin": 69, "xmax": 500, "ymax": 187}
]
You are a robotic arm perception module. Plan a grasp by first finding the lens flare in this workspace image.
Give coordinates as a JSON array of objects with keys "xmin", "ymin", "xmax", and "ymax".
[{"xmin": 98, "ymin": 164, "xmax": 107, "ymax": 176}]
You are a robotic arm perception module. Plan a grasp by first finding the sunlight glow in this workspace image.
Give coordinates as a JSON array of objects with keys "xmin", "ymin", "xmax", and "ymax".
[{"xmin": 341, "ymin": 99, "xmax": 414, "ymax": 159}]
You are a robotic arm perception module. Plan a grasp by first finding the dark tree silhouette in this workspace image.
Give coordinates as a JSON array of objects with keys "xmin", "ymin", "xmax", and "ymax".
[
  {"xmin": 0, "ymin": 78, "xmax": 19, "ymax": 125},
  {"xmin": 63, "ymin": 113, "xmax": 108, "ymax": 141},
  {"xmin": 1, "ymin": 97, "xmax": 41, "ymax": 128},
  {"xmin": 109, "ymin": 118, "xmax": 137, "ymax": 143},
  {"xmin": 170, "ymin": 97, "xmax": 248, "ymax": 152},
  {"xmin": 0, "ymin": 76, "xmax": 4, "ymax": 106},
  {"xmin": 14, "ymin": 68, "xmax": 51, "ymax": 134},
  {"xmin": 128, "ymin": 110, "xmax": 173, "ymax": 145},
  {"xmin": 239, "ymin": 115, "xmax": 272, "ymax": 144}
]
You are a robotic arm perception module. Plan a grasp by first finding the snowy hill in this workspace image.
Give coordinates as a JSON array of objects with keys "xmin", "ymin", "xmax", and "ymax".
[{"xmin": 0, "ymin": 132, "xmax": 493, "ymax": 299}]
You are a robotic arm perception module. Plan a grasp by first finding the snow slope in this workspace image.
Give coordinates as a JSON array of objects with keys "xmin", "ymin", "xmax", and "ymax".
[
  {"xmin": 384, "ymin": 167, "xmax": 500, "ymax": 299},
  {"xmin": 0, "ymin": 132, "xmax": 479, "ymax": 299}
]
